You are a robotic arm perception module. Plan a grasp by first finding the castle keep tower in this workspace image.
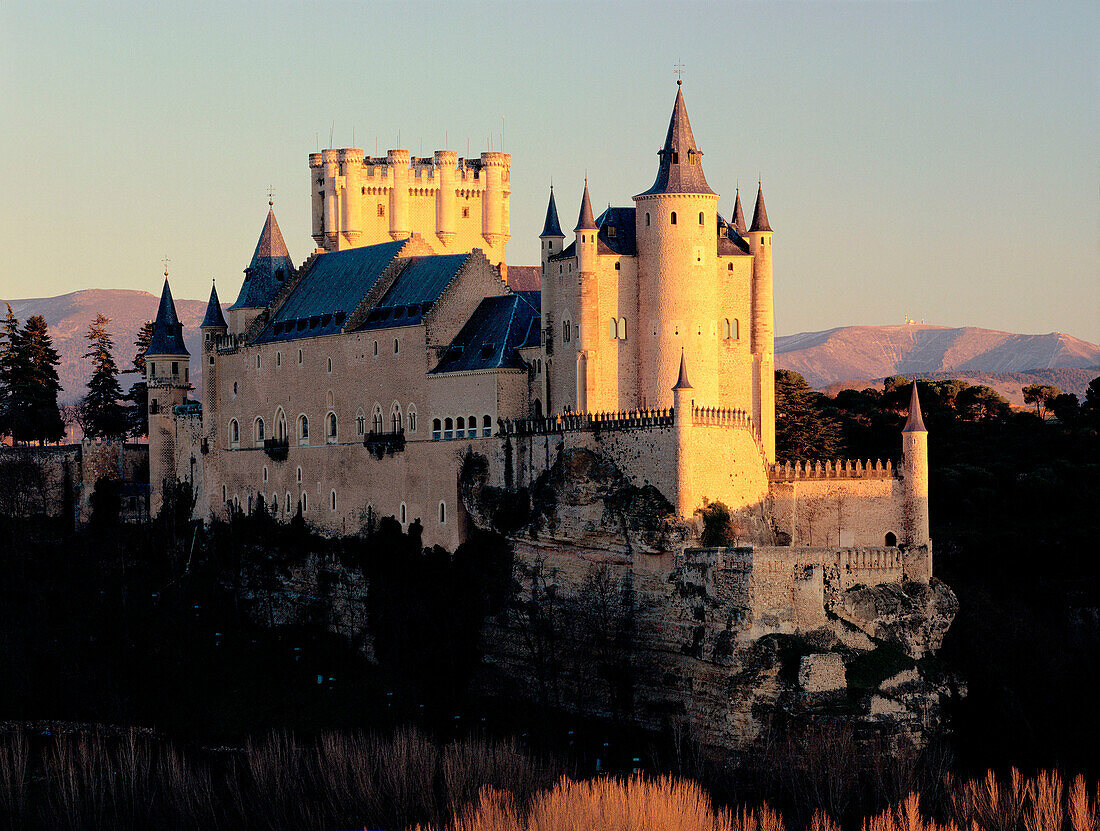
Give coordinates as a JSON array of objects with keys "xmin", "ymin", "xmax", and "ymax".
[
  {"xmin": 901, "ymin": 382, "xmax": 930, "ymax": 546},
  {"xmin": 146, "ymin": 277, "xmax": 190, "ymax": 516},
  {"xmin": 634, "ymin": 83, "xmax": 721, "ymax": 408},
  {"xmin": 745, "ymin": 183, "xmax": 776, "ymax": 463}
]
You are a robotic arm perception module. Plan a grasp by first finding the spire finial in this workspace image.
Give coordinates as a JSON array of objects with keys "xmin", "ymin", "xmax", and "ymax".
[
  {"xmin": 161, "ymin": 255, "xmax": 170, "ymax": 278},
  {"xmin": 674, "ymin": 59, "xmax": 685, "ymax": 85},
  {"xmin": 267, "ymin": 185, "xmax": 275, "ymax": 207}
]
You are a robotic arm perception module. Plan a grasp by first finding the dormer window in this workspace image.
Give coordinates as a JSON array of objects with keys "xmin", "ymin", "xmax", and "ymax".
[
  {"xmin": 607, "ymin": 226, "xmax": 616, "ymax": 238},
  {"xmin": 671, "ymin": 151, "xmax": 679, "ymax": 164}
]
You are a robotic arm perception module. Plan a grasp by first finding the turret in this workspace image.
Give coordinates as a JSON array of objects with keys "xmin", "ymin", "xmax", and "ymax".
[
  {"xmin": 434, "ymin": 150, "xmax": 458, "ymax": 245},
  {"xmin": 574, "ymin": 180, "xmax": 598, "ymax": 275},
  {"xmin": 745, "ymin": 182, "xmax": 775, "ymax": 462},
  {"xmin": 633, "ymin": 83, "xmax": 721, "ymax": 408},
  {"xmin": 540, "ymin": 185, "xmax": 565, "ymax": 266},
  {"xmin": 901, "ymin": 382, "xmax": 930, "ymax": 547},
  {"xmin": 387, "ymin": 148, "xmax": 411, "ymax": 241},
  {"xmin": 730, "ymin": 187, "xmax": 747, "ymax": 236},
  {"xmin": 672, "ymin": 350, "xmax": 694, "ymax": 517},
  {"xmin": 146, "ymin": 275, "xmax": 190, "ymax": 517},
  {"xmin": 228, "ymin": 203, "xmax": 294, "ymax": 336},
  {"xmin": 199, "ymin": 280, "xmax": 227, "ymax": 434},
  {"xmin": 480, "ymin": 152, "xmax": 510, "ymax": 261}
]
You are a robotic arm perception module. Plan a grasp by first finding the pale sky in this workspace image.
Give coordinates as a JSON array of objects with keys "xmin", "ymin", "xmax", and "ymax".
[{"xmin": 1, "ymin": 1, "xmax": 1096, "ymax": 340}]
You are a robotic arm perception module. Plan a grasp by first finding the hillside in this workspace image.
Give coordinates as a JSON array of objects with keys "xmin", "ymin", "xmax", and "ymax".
[
  {"xmin": 2, "ymin": 289, "xmax": 219, "ymax": 403},
  {"xmin": 776, "ymin": 324, "xmax": 1100, "ymax": 389}
]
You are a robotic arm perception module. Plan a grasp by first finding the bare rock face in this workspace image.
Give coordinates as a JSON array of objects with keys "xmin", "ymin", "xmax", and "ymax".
[{"xmin": 829, "ymin": 580, "xmax": 958, "ymax": 659}]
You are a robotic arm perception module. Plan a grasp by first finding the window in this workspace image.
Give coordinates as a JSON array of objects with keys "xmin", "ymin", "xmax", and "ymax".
[
  {"xmin": 222, "ymin": 484, "xmax": 227, "ymax": 502},
  {"xmin": 298, "ymin": 414, "xmax": 309, "ymax": 444},
  {"xmin": 301, "ymin": 492, "xmax": 308, "ymax": 513},
  {"xmin": 444, "ymin": 417, "xmax": 453, "ymax": 440},
  {"xmin": 326, "ymin": 412, "xmax": 337, "ymax": 443},
  {"xmin": 394, "ymin": 338, "xmax": 399, "ymax": 354},
  {"xmin": 645, "ymin": 212, "xmax": 650, "ymax": 227},
  {"xmin": 298, "ymin": 349, "xmax": 303, "ymax": 365},
  {"xmin": 327, "ymin": 357, "xmax": 332, "ymax": 373},
  {"xmin": 671, "ymin": 151, "xmax": 679, "ymax": 164},
  {"xmin": 275, "ymin": 409, "xmax": 287, "ymax": 440},
  {"xmin": 377, "ymin": 204, "xmax": 385, "ymax": 217},
  {"xmin": 276, "ymin": 351, "xmax": 281, "ymax": 367},
  {"xmin": 372, "ymin": 405, "xmax": 383, "ymax": 434},
  {"xmin": 373, "ymin": 341, "xmax": 378, "ymax": 356},
  {"xmin": 731, "ymin": 318, "xmax": 739, "ymax": 340},
  {"xmin": 149, "ymin": 361, "xmax": 156, "ymax": 377},
  {"xmin": 456, "ymin": 416, "xmax": 465, "ymax": 436},
  {"xmin": 285, "ymin": 492, "xmax": 291, "ymax": 513},
  {"xmin": 614, "ymin": 261, "xmax": 620, "ymax": 271},
  {"xmin": 609, "ymin": 318, "xmax": 618, "ymax": 339},
  {"xmin": 885, "ymin": 532, "xmax": 897, "ymax": 547},
  {"xmin": 400, "ymin": 503, "xmax": 407, "ymax": 524},
  {"xmin": 439, "ymin": 502, "xmax": 446, "ymax": 524},
  {"xmin": 391, "ymin": 403, "xmax": 402, "ymax": 433},
  {"xmin": 468, "ymin": 415, "xmax": 477, "ymax": 438},
  {"xmin": 562, "ymin": 321, "xmax": 569, "ymax": 342},
  {"xmin": 256, "ymin": 355, "xmax": 261, "ymax": 369},
  {"xmin": 271, "ymin": 493, "xmax": 277, "ymax": 513},
  {"xmin": 670, "ymin": 212, "xmax": 677, "ymax": 225},
  {"xmin": 482, "ymin": 414, "xmax": 492, "ymax": 437},
  {"xmin": 296, "ymin": 466, "xmax": 302, "ymax": 484},
  {"xmin": 432, "ymin": 418, "xmax": 442, "ymax": 440},
  {"xmin": 172, "ymin": 361, "xmax": 178, "ymax": 376},
  {"xmin": 727, "ymin": 262, "xmax": 733, "ymax": 271},
  {"xmin": 254, "ymin": 417, "xmax": 265, "ymax": 443},
  {"xmin": 263, "ymin": 466, "xmax": 268, "ymax": 483},
  {"xmin": 355, "ymin": 408, "xmax": 366, "ymax": 436},
  {"xmin": 462, "ymin": 207, "xmax": 469, "ymax": 218},
  {"xmin": 331, "ymin": 490, "xmax": 337, "ymax": 512},
  {"xmin": 247, "ymin": 494, "xmax": 253, "ymax": 515},
  {"xmin": 210, "ymin": 356, "xmax": 214, "ymax": 365},
  {"xmin": 233, "ymin": 381, "xmax": 238, "ymax": 396},
  {"xmin": 723, "ymin": 319, "xmax": 731, "ymax": 339},
  {"xmin": 408, "ymin": 406, "xmax": 417, "ymax": 433},
  {"xmin": 619, "ymin": 317, "xmax": 627, "ymax": 340},
  {"xmin": 229, "ymin": 419, "xmax": 240, "ymax": 448},
  {"xmin": 699, "ymin": 212, "xmax": 705, "ymax": 225}
]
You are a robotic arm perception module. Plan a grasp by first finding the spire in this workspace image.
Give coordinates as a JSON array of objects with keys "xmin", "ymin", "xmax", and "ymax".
[
  {"xmin": 749, "ymin": 182, "xmax": 772, "ymax": 232},
  {"xmin": 147, "ymin": 278, "xmax": 189, "ymax": 356},
  {"xmin": 200, "ymin": 280, "xmax": 228, "ymax": 329},
  {"xmin": 540, "ymin": 186, "xmax": 563, "ymax": 238},
  {"xmin": 637, "ymin": 85, "xmax": 715, "ymax": 197},
  {"xmin": 902, "ymin": 382, "xmax": 927, "ymax": 433},
  {"xmin": 574, "ymin": 180, "xmax": 597, "ymax": 232},
  {"xmin": 230, "ymin": 205, "xmax": 295, "ymax": 311},
  {"xmin": 672, "ymin": 349, "xmax": 693, "ymax": 390},
  {"xmin": 731, "ymin": 188, "xmax": 747, "ymax": 235}
]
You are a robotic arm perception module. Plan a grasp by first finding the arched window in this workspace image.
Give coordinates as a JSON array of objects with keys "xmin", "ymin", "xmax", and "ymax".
[
  {"xmin": 326, "ymin": 412, "xmax": 337, "ymax": 443},
  {"xmin": 297, "ymin": 414, "xmax": 309, "ymax": 445},
  {"xmin": 262, "ymin": 466, "xmax": 268, "ymax": 484},
  {"xmin": 670, "ymin": 211, "xmax": 677, "ymax": 225},
  {"xmin": 229, "ymin": 419, "xmax": 240, "ymax": 448},
  {"xmin": 400, "ymin": 503, "xmax": 407, "ymax": 524},
  {"xmin": 609, "ymin": 318, "xmax": 618, "ymax": 339},
  {"xmin": 297, "ymin": 349, "xmax": 303, "ymax": 365},
  {"xmin": 619, "ymin": 317, "xmax": 627, "ymax": 340},
  {"xmin": 391, "ymin": 403, "xmax": 402, "ymax": 433},
  {"xmin": 247, "ymin": 494, "xmax": 253, "ymax": 515},
  {"xmin": 562, "ymin": 320, "xmax": 570, "ymax": 342},
  {"xmin": 254, "ymin": 417, "xmax": 265, "ymax": 444},
  {"xmin": 285, "ymin": 492, "xmax": 291, "ymax": 513},
  {"xmin": 355, "ymin": 408, "xmax": 366, "ymax": 437},
  {"xmin": 456, "ymin": 416, "xmax": 465, "ymax": 436},
  {"xmin": 300, "ymin": 492, "xmax": 308, "ymax": 513},
  {"xmin": 444, "ymin": 417, "xmax": 454, "ymax": 440},
  {"xmin": 727, "ymin": 262, "xmax": 733, "ymax": 271},
  {"xmin": 393, "ymin": 338, "xmax": 399, "ymax": 354},
  {"xmin": 222, "ymin": 484, "xmax": 227, "ymax": 502},
  {"xmin": 408, "ymin": 406, "xmax": 417, "ymax": 433},
  {"xmin": 331, "ymin": 490, "xmax": 337, "ymax": 512},
  {"xmin": 482, "ymin": 414, "xmax": 492, "ymax": 437},
  {"xmin": 885, "ymin": 532, "xmax": 897, "ymax": 547},
  {"xmin": 327, "ymin": 357, "xmax": 332, "ymax": 373},
  {"xmin": 271, "ymin": 493, "xmax": 277, "ymax": 513},
  {"xmin": 275, "ymin": 409, "xmax": 287, "ymax": 440},
  {"xmin": 699, "ymin": 211, "xmax": 704, "ymax": 225},
  {"xmin": 731, "ymin": 318, "xmax": 739, "ymax": 340},
  {"xmin": 296, "ymin": 466, "xmax": 302, "ymax": 484},
  {"xmin": 439, "ymin": 502, "xmax": 446, "ymax": 524},
  {"xmin": 372, "ymin": 405, "xmax": 383, "ymax": 434},
  {"xmin": 432, "ymin": 418, "xmax": 442, "ymax": 440},
  {"xmin": 467, "ymin": 415, "xmax": 477, "ymax": 438},
  {"xmin": 723, "ymin": 319, "xmax": 731, "ymax": 339},
  {"xmin": 645, "ymin": 212, "xmax": 650, "ymax": 226},
  {"xmin": 534, "ymin": 399, "xmax": 543, "ymax": 417}
]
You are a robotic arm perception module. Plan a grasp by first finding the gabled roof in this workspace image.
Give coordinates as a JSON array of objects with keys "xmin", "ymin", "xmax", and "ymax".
[
  {"xmin": 505, "ymin": 265, "xmax": 541, "ymax": 292},
  {"xmin": 230, "ymin": 208, "xmax": 295, "ymax": 311},
  {"xmin": 596, "ymin": 206, "xmax": 637, "ymax": 255},
  {"xmin": 540, "ymin": 187, "xmax": 564, "ymax": 237},
  {"xmin": 574, "ymin": 181, "xmax": 597, "ymax": 232},
  {"xmin": 357, "ymin": 254, "xmax": 467, "ymax": 330},
  {"xmin": 200, "ymin": 282, "xmax": 228, "ymax": 329},
  {"xmin": 717, "ymin": 217, "xmax": 752, "ymax": 256},
  {"xmin": 430, "ymin": 292, "xmax": 541, "ymax": 374},
  {"xmin": 637, "ymin": 85, "xmax": 716, "ymax": 198},
  {"xmin": 147, "ymin": 278, "xmax": 189, "ymax": 356},
  {"xmin": 255, "ymin": 239, "xmax": 405, "ymax": 342},
  {"xmin": 902, "ymin": 382, "xmax": 927, "ymax": 433},
  {"xmin": 750, "ymin": 183, "xmax": 772, "ymax": 232},
  {"xmin": 731, "ymin": 189, "xmax": 747, "ymax": 235}
]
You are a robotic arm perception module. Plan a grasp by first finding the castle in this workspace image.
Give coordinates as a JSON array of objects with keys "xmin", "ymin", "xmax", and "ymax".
[{"xmin": 145, "ymin": 84, "xmax": 930, "ymax": 564}]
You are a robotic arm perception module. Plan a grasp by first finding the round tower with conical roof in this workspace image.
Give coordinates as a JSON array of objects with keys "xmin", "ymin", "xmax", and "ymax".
[
  {"xmin": 228, "ymin": 204, "xmax": 295, "ymax": 336},
  {"xmin": 901, "ymin": 382, "xmax": 930, "ymax": 547},
  {"xmin": 745, "ymin": 182, "xmax": 775, "ymax": 462},
  {"xmin": 199, "ymin": 280, "xmax": 227, "ymax": 450},
  {"xmin": 633, "ymin": 83, "xmax": 721, "ymax": 409},
  {"xmin": 146, "ymin": 275, "xmax": 190, "ymax": 517}
]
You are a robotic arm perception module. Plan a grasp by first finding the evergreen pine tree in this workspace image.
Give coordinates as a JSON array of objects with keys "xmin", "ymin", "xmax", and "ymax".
[
  {"xmin": 775, "ymin": 369, "xmax": 844, "ymax": 462},
  {"xmin": 81, "ymin": 313, "xmax": 127, "ymax": 438},
  {"xmin": 0, "ymin": 304, "xmax": 32, "ymax": 441},
  {"xmin": 125, "ymin": 320, "xmax": 155, "ymax": 437},
  {"xmin": 19, "ymin": 315, "xmax": 65, "ymax": 444}
]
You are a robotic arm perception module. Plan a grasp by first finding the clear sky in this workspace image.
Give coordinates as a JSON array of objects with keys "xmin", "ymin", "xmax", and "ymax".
[{"xmin": 1, "ymin": 1, "xmax": 1096, "ymax": 340}]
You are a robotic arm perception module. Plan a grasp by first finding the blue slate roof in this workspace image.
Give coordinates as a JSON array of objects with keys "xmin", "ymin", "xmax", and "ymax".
[
  {"xmin": 148, "ymin": 279, "xmax": 189, "ymax": 356},
  {"xmin": 637, "ymin": 85, "xmax": 716, "ymax": 198},
  {"xmin": 596, "ymin": 207, "xmax": 637, "ymax": 255},
  {"xmin": 430, "ymin": 292, "xmax": 541, "ymax": 374},
  {"xmin": 540, "ymin": 188, "xmax": 563, "ymax": 237},
  {"xmin": 256, "ymin": 240, "xmax": 405, "ymax": 343},
  {"xmin": 230, "ymin": 208, "xmax": 295, "ymax": 311},
  {"xmin": 200, "ymin": 282, "xmax": 228, "ymax": 329},
  {"xmin": 357, "ymin": 254, "xmax": 466, "ymax": 330}
]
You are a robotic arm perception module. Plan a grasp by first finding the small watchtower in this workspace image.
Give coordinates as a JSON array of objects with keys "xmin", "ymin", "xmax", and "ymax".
[{"xmin": 146, "ymin": 276, "xmax": 190, "ymax": 516}]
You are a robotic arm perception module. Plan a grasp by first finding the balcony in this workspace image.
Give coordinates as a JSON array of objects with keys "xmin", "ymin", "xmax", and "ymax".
[
  {"xmin": 263, "ymin": 437, "xmax": 289, "ymax": 461},
  {"xmin": 364, "ymin": 429, "xmax": 405, "ymax": 459}
]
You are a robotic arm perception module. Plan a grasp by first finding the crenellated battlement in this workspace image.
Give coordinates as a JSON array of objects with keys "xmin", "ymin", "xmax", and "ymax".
[
  {"xmin": 690, "ymin": 404, "xmax": 753, "ymax": 429},
  {"xmin": 769, "ymin": 458, "xmax": 895, "ymax": 481},
  {"xmin": 308, "ymin": 147, "xmax": 508, "ymax": 189},
  {"xmin": 500, "ymin": 407, "xmax": 674, "ymax": 436}
]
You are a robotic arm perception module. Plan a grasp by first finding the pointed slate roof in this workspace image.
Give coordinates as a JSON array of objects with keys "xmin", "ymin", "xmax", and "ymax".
[
  {"xmin": 749, "ymin": 183, "xmax": 772, "ymax": 232},
  {"xmin": 637, "ymin": 85, "xmax": 715, "ymax": 197},
  {"xmin": 731, "ymin": 188, "xmax": 747, "ymax": 235},
  {"xmin": 230, "ymin": 207, "xmax": 295, "ymax": 311},
  {"xmin": 902, "ymin": 382, "xmax": 927, "ymax": 433},
  {"xmin": 574, "ymin": 180, "xmax": 597, "ymax": 232},
  {"xmin": 200, "ymin": 281, "xmax": 228, "ymax": 329},
  {"xmin": 672, "ymin": 349, "xmax": 693, "ymax": 390},
  {"xmin": 147, "ymin": 278, "xmax": 189, "ymax": 356},
  {"xmin": 540, "ymin": 187, "xmax": 564, "ymax": 237},
  {"xmin": 430, "ymin": 292, "xmax": 541, "ymax": 374}
]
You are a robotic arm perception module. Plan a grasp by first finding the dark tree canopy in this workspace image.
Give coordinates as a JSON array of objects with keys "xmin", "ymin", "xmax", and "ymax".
[
  {"xmin": 126, "ymin": 320, "xmax": 156, "ymax": 437},
  {"xmin": 1022, "ymin": 383, "xmax": 1063, "ymax": 419},
  {"xmin": 774, "ymin": 369, "xmax": 843, "ymax": 462},
  {"xmin": 81, "ymin": 313, "xmax": 128, "ymax": 438},
  {"xmin": 19, "ymin": 315, "xmax": 65, "ymax": 444},
  {"xmin": 0, "ymin": 304, "xmax": 30, "ymax": 440}
]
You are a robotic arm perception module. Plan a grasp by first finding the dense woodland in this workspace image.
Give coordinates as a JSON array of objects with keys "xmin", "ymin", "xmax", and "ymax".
[{"xmin": 0, "ymin": 361, "xmax": 1097, "ymax": 828}]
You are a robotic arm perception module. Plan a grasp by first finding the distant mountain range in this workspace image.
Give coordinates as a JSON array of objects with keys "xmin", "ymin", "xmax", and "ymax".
[{"xmin": 2, "ymin": 290, "xmax": 1097, "ymax": 405}]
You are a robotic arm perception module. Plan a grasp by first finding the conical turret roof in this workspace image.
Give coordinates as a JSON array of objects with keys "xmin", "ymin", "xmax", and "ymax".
[
  {"xmin": 230, "ymin": 206, "xmax": 295, "ymax": 311},
  {"xmin": 540, "ymin": 186, "xmax": 564, "ymax": 237},
  {"xmin": 672, "ymin": 349, "xmax": 693, "ymax": 390},
  {"xmin": 731, "ymin": 188, "xmax": 747, "ymax": 235},
  {"xmin": 574, "ymin": 180, "xmax": 597, "ymax": 232},
  {"xmin": 749, "ymin": 182, "xmax": 772, "ymax": 232},
  {"xmin": 637, "ymin": 85, "xmax": 715, "ymax": 197},
  {"xmin": 147, "ymin": 278, "xmax": 189, "ymax": 356},
  {"xmin": 201, "ymin": 281, "xmax": 228, "ymax": 329},
  {"xmin": 902, "ymin": 382, "xmax": 927, "ymax": 433}
]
